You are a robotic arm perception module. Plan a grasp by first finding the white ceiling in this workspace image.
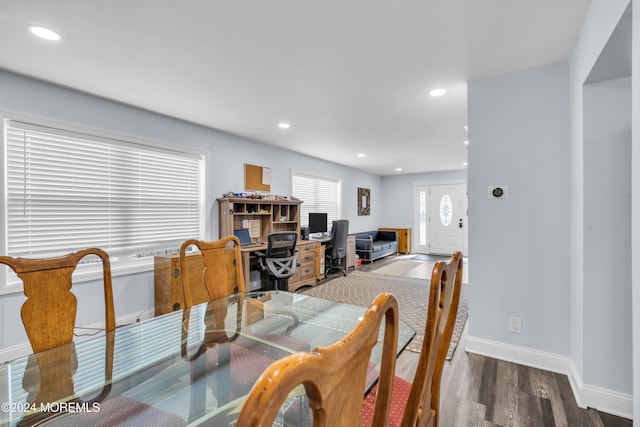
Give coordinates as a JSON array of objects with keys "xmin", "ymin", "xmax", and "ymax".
[{"xmin": 0, "ymin": 0, "xmax": 591, "ymax": 176}]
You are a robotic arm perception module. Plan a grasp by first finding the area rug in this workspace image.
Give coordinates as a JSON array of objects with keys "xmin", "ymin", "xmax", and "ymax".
[
  {"xmin": 300, "ymin": 271, "xmax": 468, "ymax": 359},
  {"xmin": 370, "ymin": 260, "xmax": 422, "ymax": 276}
]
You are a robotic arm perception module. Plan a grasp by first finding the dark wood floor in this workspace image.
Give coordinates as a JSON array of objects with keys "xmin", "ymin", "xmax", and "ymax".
[{"xmin": 328, "ymin": 254, "xmax": 632, "ymax": 427}]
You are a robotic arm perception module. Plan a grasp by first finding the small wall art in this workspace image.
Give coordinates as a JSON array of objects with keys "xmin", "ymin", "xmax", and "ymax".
[{"xmin": 358, "ymin": 187, "xmax": 370, "ymax": 216}]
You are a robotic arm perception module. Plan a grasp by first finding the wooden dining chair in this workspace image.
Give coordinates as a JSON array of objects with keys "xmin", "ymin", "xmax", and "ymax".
[
  {"xmin": 0, "ymin": 248, "xmax": 117, "ymax": 424},
  {"xmin": 179, "ymin": 236, "xmax": 247, "ymax": 353},
  {"xmin": 236, "ymin": 292, "xmax": 400, "ymax": 427},
  {"xmin": 360, "ymin": 251, "xmax": 464, "ymax": 427},
  {"xmin": 179, "ymin": 235, "xmax": 246, "ymax": 308},
  {"xmin": 179, "ymin": 236, "xmax": 309, "ymax": 415},
  {"xmin": 1, "ymin": 249, "xmax": 186, "ymax": 426},
  {"xmin": 0, "ymin": 248, "xmax": 116, "ymax": 353}
]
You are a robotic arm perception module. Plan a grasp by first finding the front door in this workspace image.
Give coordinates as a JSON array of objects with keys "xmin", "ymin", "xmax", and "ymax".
[{"xmin": 429, "ymin": 184, "xmax": 467, "ymax": 255}]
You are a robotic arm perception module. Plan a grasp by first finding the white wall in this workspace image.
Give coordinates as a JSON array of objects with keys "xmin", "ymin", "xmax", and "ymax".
[
  {"xmin": 467, "ymin": 0, "xmax": 635, "ymax": 418},
  {"xmin": 568, "ymin": 0, "xmax": 630, "ymax": 388},
  {"xmin": 568, "ymin": 0, "xmax": 634, "ymax": 417},
  {"xmin": 583, "ymin": 77, "xmax": 631, "ymax": 394},
  {"xmin": 0, "ymin": 70, "xmax": 382, "ymax": 354},
  {"xmin": 467, "ymin": 61, "xmax": 571, "ymax": 356}
]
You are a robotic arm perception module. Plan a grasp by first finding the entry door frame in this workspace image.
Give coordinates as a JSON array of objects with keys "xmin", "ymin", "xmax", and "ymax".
[{"xmin": 413, "ymin": 183, "xmax": 468, "ymax": 255}]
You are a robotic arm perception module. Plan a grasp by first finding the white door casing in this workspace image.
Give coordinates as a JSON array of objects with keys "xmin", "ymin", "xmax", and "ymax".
[{"xmin": 414, "ymin": 184, "xmax": 467, "ymax": 255}]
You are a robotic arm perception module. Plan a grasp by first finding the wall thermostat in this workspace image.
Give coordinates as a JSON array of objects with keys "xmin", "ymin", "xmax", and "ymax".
[{"xmin": 488, "ymin": 186, "xmax": 509, "ymax": 199}]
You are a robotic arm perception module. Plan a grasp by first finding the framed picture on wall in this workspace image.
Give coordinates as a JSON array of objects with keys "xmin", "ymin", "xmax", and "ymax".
[{"xmin": 358, "ymin": 187, "xmax": 370, "ymax": 216}]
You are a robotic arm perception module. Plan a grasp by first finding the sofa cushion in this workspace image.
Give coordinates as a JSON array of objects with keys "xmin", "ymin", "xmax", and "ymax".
[
  {"xmin": 355, "ymin": 231, "xmax": 378, "ymax": 240},
  {"xmin": 354, "ymin": 230, "xmax": 398, "ymax": 261},
  {"xmin": 376, "ymin": 231, "xmax": 397, "ymax": 241},
  {"xmin": 355, "ymin": 240, "xmax": 371, "ymax": 250}
]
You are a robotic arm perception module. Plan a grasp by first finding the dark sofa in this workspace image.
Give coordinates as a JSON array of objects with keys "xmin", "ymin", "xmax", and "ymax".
[{"xmin": 354, "ymin": 229, "xmax": 398, "ymax": 262}]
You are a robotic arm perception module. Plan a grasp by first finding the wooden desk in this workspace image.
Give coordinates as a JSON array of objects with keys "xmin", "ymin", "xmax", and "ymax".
[
  {"xmin": 291, "ymin": 240, "xmax": 318, "ymax": 291},
  {"xmin": 309, "ymin": 235, "xmax": 356, "ymax": 274},
  {"xmin": 238, "ymin": 240, "xmax": 319, "ymax": 292},
  {"xmin": 239, "ymin": 243, "xmax": 268, "ymax": 291},
  {"xmin": 154, "ymin": 240, "xmax": 320, "ymax": 314},
  {"xmin": 1, "ymin": 292, "xmax": 415, "ymax": 426}
]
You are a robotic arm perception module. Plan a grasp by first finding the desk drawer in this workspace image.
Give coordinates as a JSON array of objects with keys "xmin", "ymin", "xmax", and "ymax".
[
  {"xmin": 289, "ymin": 240, "xmax": 318, "ymax": 291},
  {"xmin": 297, "ymin": 259, "xmax": 315, "ymax": 281},
  {"xmin": 297, "ymin": 242, "xmax": 315, "ymax": 256},
  {"xmin": 298, "ymin": 248, "xmax": 315, "ymax": 264}
]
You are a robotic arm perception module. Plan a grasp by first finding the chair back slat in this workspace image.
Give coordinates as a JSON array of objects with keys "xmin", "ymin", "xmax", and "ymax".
[
  {"xmin": 0, "ymin": 248, "xmax": 115, "ymax": 425},
  {"xmin": 237, "ymin": 292, "xmax": 399, "ymax": 427},
  {"xmin": 179, "ymin": 236, "xmax": 246, "ymax": 308},
  {"xmin": 401, "ymin": 251, "xmax": 463, "ymax": 427},
  {"xmin": 0, "ymin": 248, "xmax": 115, "ymax": 354}
]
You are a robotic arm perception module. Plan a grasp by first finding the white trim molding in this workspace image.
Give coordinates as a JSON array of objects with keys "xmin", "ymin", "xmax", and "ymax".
[{"xmin": 466, "ymin": 335, "xmax": 633, "ymax": 420}]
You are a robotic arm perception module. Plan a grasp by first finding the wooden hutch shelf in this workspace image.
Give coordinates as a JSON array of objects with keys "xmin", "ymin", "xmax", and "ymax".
[
  {"xmin": 217, "ymin": 197, "xmax": 301, "ymax": 241},
  {"xmin": 217, "ymin": 197, "xmax": 318, "ymax": 292}
]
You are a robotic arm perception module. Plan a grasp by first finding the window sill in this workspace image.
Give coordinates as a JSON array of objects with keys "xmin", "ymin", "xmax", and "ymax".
[{"xmin": 0, "ymin": 257, "xmax": 155, "ymax": 296}]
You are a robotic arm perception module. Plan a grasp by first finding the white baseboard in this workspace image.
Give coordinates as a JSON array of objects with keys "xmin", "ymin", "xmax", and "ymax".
[
  {"xmin": 465, "ymin": 335, "xmax": 571, "ymax": 374},
  {"xmin": 582, "ymin": 384, "xmax": 633, "ymax": 419},
  {"xmin": 466, "ymin": 335, "xmax": 633, "ymax": 420},
  {"xmin": 569, "ymin": 356, "xmax": 634, "ymax": 420},
  {"xmin": 567, "ymin": 359, "xmax": 585, "ymax": 407}
]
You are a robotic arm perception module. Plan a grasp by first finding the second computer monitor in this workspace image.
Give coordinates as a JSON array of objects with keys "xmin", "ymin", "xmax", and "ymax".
[{"xmin": 308, "ymin": 212, "xmax": 328, "ymax": 234}]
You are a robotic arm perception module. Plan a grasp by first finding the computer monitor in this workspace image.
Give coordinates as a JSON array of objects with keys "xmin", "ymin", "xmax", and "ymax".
[{"xmin": 308, "ymin": 212, "xmax": 328, "ymax": 234}]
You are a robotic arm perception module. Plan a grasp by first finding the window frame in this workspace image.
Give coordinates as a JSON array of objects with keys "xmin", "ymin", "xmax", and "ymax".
[
  {"xmin": 290, "ymin": 168, "xmax": 342, "ymax": 232},
  {"xmin": 0, "ymin": 112, "xmax": 208, "ymax": 293}
]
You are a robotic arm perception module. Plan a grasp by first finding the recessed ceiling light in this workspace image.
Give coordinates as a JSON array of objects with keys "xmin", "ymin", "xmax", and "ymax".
[
  {"xmin": 28, "ymin": 25, "xmax": 61, "ymax": 41},
  {"xmin": 429, "ymin": 88, "xmax": 446, "ymax": 97},
  {"xmin": 463, "ymin": 162, "xmax": 468, "ymax": 166},
  {"xmin": 357, "ymin": 153, "xmax": 366, "ymax": 158},
  {"xmin": 278, "ymin": 122, "xmax": 290, "ymax": 129},
  {"xmin": 464, "ymin": 140, "xmax": 469, "ymax": 146},
  {"xmin": 464, "ymin": 125, "xmax": 468, "ymax": 132},
  {"xmin": 395, "ymin": 167, "xmax": 403, "ymax": 172}
]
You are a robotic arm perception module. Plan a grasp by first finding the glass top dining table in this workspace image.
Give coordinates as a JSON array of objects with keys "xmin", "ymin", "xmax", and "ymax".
[{"xmin": 0, "ymin": 291, "xmax": 415, "ymax": 426}]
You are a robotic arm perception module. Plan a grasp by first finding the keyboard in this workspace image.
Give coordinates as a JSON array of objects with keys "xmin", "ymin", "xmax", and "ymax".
[{"xmin": 241, "ymin": 242, "xmax": 264, "ymax": 248}]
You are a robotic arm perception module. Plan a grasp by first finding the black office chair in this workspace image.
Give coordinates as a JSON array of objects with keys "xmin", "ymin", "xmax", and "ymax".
[
  {"xmin": 325, "ymin": 219, "xmax": 349, "ymax": 278},
  {"xmin": 255, "ymin": 231, "xmax": 298, "ymax": 291}
]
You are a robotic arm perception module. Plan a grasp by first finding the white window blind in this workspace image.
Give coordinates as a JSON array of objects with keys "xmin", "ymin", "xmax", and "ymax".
[
  {"xmin": 291, "ymin": 171, "xmax": 341, "ymax": 230},
  {"xmin": 3, "ymin": 118, "xmax": 204, "ymax": 266}
]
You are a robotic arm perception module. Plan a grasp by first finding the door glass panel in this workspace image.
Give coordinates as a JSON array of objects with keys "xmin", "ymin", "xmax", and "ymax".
[
  {"xmin": 439, "ymin": 194, "xmax": 452, "ymax": 227},
  {"xmin": 419, "ymin": 190, "xmax": 427, "ymax": 245}
]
